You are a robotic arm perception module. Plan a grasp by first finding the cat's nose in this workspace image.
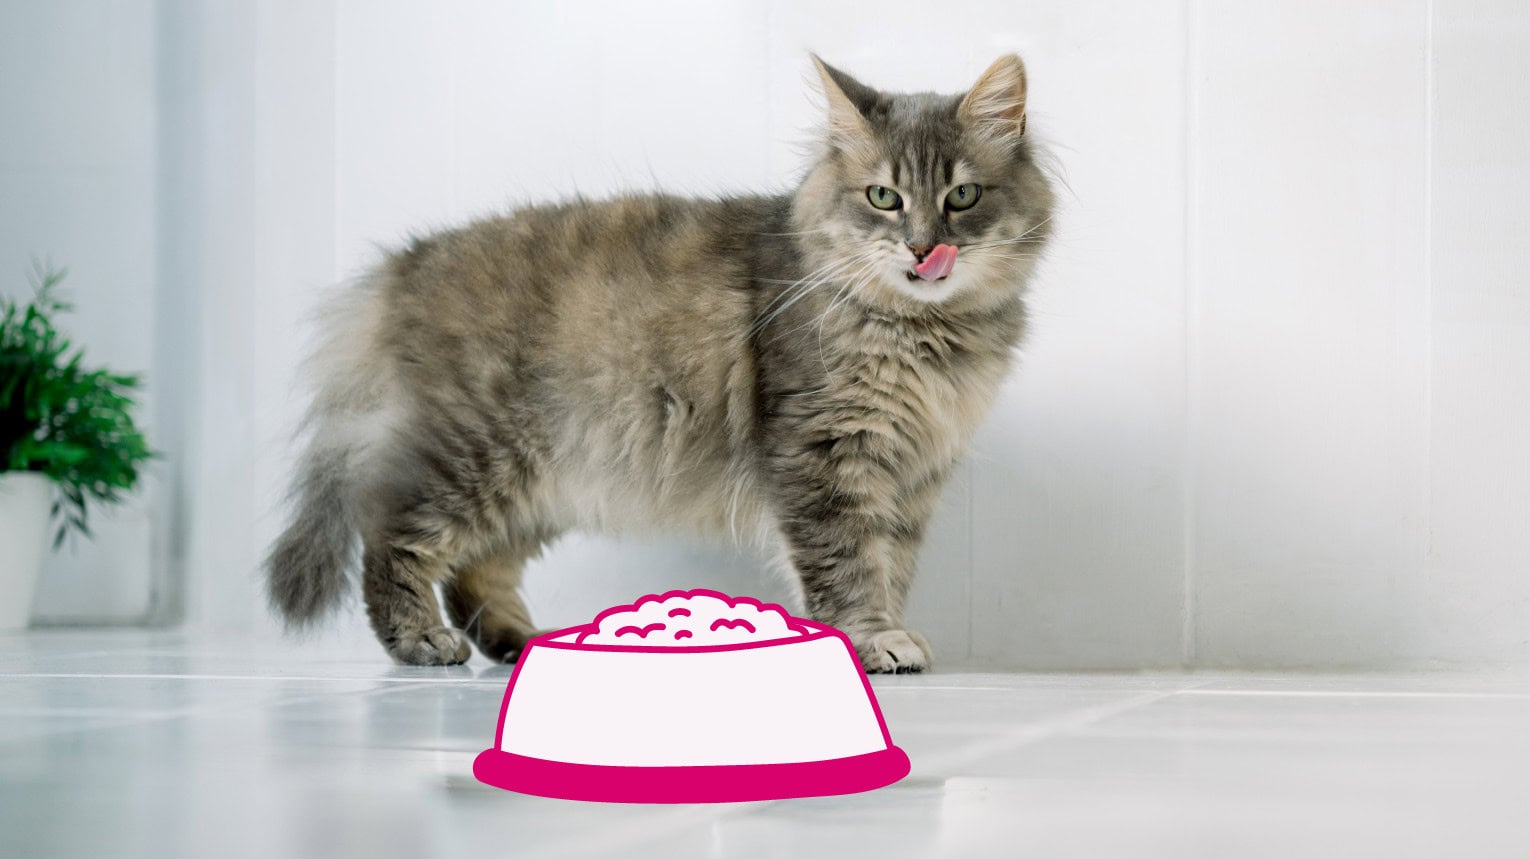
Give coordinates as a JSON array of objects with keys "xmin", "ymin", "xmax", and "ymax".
[{"xmin": 906, "ymin": 243, "xmax": 933, "ymax": 262}]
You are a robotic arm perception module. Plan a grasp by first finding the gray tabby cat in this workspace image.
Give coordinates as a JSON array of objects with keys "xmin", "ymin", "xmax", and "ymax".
[{"xmin": 266, "ymin": 54, "xmax": 1053, "ymax": 672}]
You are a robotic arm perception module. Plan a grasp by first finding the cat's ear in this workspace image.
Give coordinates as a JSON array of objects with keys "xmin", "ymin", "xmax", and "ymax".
[
  {"xmin": 810, "ymin": 54, "xmax": 878, "ymax": 157},
  {"xmin": 959, "ymin": 54, "xmax": 1029, "ymax": 141}
]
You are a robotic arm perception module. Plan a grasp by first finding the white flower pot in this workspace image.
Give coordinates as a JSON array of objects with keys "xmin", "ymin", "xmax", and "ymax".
[{"xmin": 0, "ymin": 472, "xmax": 53, "ymax": 631}]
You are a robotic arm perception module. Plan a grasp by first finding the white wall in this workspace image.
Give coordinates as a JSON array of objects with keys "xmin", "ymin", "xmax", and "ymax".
[
  {"xmin": 1189, "ymin": 4, "xmax": 1432, "ymax": 665},
  {"xmin": 8, "ymin": 1, "xmax": 1529, "ymax": 668},
  {"xmin": 0, "ymin": 0, "xmax": 162, "ymax": 623},
  {"xmin": 1425, "ymin": 0, "xmax": 1530, "ymax": 665}
]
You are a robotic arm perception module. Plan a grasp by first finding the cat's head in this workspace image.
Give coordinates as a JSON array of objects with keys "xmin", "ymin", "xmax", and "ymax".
[{"xmin": 792, "ymin": 54, "xmax": 1053, "ymax": 310}]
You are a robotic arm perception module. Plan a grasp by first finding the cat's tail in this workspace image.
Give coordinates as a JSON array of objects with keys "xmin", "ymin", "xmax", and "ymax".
[
  {"xmin": 265, "ymin": 280, "xmax": 399, "ymax": 627},
  {"xmin": 266, "ymin": 442, "xmax": 358, "ymax": 625}
]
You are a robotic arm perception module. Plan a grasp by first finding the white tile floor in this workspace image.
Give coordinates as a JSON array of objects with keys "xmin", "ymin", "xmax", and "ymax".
[{"xmin": 2, "ymin": 631, "xmax": 1528, "ymax": 858}]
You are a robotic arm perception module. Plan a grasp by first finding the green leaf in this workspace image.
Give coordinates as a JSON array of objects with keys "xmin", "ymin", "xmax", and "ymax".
[{"xmin": 3, "ymin": 263, "xmax": 155, "ymax": 547}]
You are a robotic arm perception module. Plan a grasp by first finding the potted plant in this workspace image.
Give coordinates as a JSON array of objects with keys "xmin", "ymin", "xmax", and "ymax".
[{"xmin": 1, "ymin": 265, "xmax": 153, "ymax": 630}]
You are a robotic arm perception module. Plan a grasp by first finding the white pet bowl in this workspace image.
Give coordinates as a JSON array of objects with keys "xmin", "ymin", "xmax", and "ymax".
[{"xmin": 474, "ymin": 592, "xmax": 909, "ymax": 803}]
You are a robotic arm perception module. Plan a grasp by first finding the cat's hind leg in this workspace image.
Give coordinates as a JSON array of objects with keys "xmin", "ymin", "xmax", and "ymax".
[
  {"xmin": 361, "ymin": 491, "xmax": 493, "ymax": 665},
  {"xmin": 443, "ymin": 538, "xmax": 551, "ymax": 664},
  {"xmin": 362, "ymin": 530, "xmax": 472, "ymax": 666}
]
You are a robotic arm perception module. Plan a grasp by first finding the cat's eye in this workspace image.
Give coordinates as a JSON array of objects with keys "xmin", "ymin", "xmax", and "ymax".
[
  {"xmin": 866, "ymin": 185, "xmax": 903, "ymax": 211},
  {"xmin": 945, "ymin": 183, "xmax": 982, "ymax": 211}
]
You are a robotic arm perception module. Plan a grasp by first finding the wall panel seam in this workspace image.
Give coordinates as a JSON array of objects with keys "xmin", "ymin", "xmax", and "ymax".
[{"xmin": 1181, "ymin": 0, "xmax": 1202, "ymax": 668}]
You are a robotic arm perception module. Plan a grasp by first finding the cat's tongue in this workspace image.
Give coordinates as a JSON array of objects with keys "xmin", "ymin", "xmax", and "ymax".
[{"xmin": 913, "ymin": 244, "xmax": 958, "ymax": 281}]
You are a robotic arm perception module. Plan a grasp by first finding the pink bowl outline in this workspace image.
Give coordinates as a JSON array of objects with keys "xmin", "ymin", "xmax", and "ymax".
[{"xmin": 472, "ymin": 588, "xmax": 911, "ymax": 803}]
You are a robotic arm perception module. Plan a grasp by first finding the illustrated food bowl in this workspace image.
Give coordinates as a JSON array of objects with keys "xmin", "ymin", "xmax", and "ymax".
[{"xmin": 473, "ymin": 589, "xmax": 910, "ymax": 803}]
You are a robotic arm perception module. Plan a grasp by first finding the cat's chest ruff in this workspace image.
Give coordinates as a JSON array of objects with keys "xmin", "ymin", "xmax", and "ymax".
[{"xmin": 829, "ymin": 316, "xmax": 1007, "ymax": 468}]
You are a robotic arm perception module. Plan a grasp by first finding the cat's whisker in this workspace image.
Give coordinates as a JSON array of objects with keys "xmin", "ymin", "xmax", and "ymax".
[
  {"xmin": 752, "ymin": 250, "xmax": 880, "ymax": 336},
  {"xmin": 772, "ymin": 252, "xmax": 880, "ymax": 344},
  {"xmin": 750, "ymin": 274, "xmax": 842, "ymax": 333},
  {"xmin": 964, "ymin": 217, "xmax": 1053, "ymax": 251},
  {"xmin": 973, "ymin": 238, "xmax": 1047, "ymax": 249},
  {"xmin": 814, "ymin": 269, "xmax": 878, "ymax": 369},
  {"xmin": 965, "ymin": 238, "xmax": 1047, "ymax": 252},
  {"xmin": 752, "ymin": 266, "xmax": 858, "ymax": 336},
  {"xmin": 765, "ymin": 264, "xmax": 862, "ymax": 344},
  {"xmin": 754, "ymin": 227, "xmax": 838, "ymax": 238},
  {"xmin": 816, "ymin": 284, "xmax": 857, "ymax": 370},
  {"xmin": 826, "ymin": 270, "xmax": 869, "ymax": 318},
  {"xmin": 1004, "ymin": 216, "xmax": 1053, "ymax": 242},
  {"xmin": 818, "ymin": 277, "xmax": 859, "ymax": 338},
  {"xmin": 462, "ymin": 600, "xmax": 489, "ymax": 636},
  {"xmin": 752, "ymin": 251, "xmax": 866, "ymax": 314},
  {"xmin": 963, "ymin": 221, "xmax": 1051, "ymax": 250}
]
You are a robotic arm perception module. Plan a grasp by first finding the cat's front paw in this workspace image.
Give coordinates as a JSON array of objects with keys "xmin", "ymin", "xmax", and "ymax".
[
  {"xmin": 389, "ymin": 627, "xmax": 472, "ymax": 665},
  {"xmin": 855, "ymin": 628, "xmax": 932, "ymax": 674}
]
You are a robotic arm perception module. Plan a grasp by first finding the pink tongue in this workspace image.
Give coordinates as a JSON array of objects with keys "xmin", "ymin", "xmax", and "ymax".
[{"xmin": 913, "ymin": 243, "xmax": 958, "ymax": 281}]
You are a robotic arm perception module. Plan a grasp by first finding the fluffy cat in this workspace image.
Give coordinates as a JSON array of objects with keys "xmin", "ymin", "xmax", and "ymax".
[{"xmin": 266, "ymin": 54, "xmax": 1054, "ymax": 672}]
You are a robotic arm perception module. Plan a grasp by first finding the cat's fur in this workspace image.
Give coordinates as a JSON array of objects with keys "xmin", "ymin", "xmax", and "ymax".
[{"xmin": 266, "ymin": 54, "xmax": 1053, "ymax": 672}]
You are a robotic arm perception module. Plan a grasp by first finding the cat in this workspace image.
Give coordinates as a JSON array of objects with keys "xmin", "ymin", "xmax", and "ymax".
[{"xmin": 266, "ymin": 54, "xmax": 1054, "ymax": 673}]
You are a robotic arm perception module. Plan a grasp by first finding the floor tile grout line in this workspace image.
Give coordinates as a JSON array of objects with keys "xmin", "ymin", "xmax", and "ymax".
[
  {"xmin": 1183, "ymin": 688, "xmax": 1530, "ymax": 700},
  {"xmin": 0, "ymin": 680, "xmax": 433, "ymax": 748},
  {"xmin": 874, "ymin": 683, "xmax": 1200, "ymax": 693},
  {"xmin": 0, "ymin": 648, "xmax": 190, "ymax": 666},
  {"xmin": 0, "ymin": 671, "xmax": 509, "ymax": 684},
  {"xmin": 907, "ymin": 678, "xmax": 1220, "ymax": 776},
  {"xmin": 563, "ymin": 679, "xmax": 1221, "ymax": 859}
]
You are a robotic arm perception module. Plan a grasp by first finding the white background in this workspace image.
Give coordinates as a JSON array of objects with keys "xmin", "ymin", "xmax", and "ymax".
[{"xmin": 2, "ymin": 0, "xmax": 1526, "ymax": 669}]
